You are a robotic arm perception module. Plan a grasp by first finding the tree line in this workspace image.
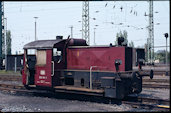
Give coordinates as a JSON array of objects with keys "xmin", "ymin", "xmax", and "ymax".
[{"xmin": 115, "ymin": 30, "xmax": 170, "ymax": 64}]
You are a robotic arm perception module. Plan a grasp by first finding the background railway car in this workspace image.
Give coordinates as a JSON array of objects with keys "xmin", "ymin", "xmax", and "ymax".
[
  {"xmin": 132, "ymin": 48, "xmax": 145, "ymax": 67},
  {"xmin": 22, "ymin": 37, "xmax": 153, "ymax": 99}
]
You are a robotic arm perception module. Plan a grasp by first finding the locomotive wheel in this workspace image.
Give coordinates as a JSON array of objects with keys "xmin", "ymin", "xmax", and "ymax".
[{"xmin": 131, "ymin": 72, "xmax": 142, "ymax": 94}]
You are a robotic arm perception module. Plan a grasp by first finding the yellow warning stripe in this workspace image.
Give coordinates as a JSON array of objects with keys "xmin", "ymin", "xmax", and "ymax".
[{"xmin": 157, "ymin": 105, "xmax": 170, "ymax": 108}]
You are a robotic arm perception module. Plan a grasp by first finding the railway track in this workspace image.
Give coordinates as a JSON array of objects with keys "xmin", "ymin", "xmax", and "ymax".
[
  {"xmin": 0, "ymin": 75, "xmax": 22, "ymax": 81},
  {"xmin": 0, "ymin": 83, "xmax": 24, "ymax": 89},
  {"xmin": 142, "ymin": 83, "xmax": 170, "ymax": 89},
  {"xmin": 0, "ymin": 83, "xmax": 169, "ymax": 111},
  {"xmin": 122, "ymin": 101, "xmax": 169, "ymax": 111},
  {"xmin": 143, "ymin": 79, "xmax": 170, "ymax": 83}
]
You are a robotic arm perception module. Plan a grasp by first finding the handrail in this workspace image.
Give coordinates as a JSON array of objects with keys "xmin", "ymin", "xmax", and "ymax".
[
  {"xmin": 89, "ymin": 66, "xmax": 97, "ymax": 90},
  {"xmin": 51, "ymin": 61, "xmax": 54, "ymax": 76}
]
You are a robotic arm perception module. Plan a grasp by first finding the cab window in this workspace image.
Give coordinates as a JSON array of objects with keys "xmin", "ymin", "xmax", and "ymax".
[
  {"xmin": 36, "ymin": 50, "xmax": 46, "ymax": 65},
  {"xmin": 53, "ymin": 48, "xmax": 62, "ymax": 63}
]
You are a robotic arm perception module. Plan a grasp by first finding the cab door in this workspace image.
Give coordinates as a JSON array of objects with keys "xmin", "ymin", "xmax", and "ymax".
[
  {"xmin": 35, "ymin": 49, "xmax": 52, "ymax": 87},
  {"xmin": 52, "ymin": 47, "xmax": 65, "ymax": 86}
]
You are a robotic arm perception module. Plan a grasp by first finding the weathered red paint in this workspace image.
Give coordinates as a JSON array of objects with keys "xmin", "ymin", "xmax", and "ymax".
[
  {"xmin": 67, "ymin": 47, "xmax": 125, "ymax": 72},
  {"xmin": 34, "ymin": 50, "xmax": 52, "ymax": 87}
]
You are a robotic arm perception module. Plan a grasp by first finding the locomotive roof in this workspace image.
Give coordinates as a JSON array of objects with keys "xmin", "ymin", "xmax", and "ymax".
[{"xmin": 23, "ymin": 39, "xmax": 66, "ymax": 49}]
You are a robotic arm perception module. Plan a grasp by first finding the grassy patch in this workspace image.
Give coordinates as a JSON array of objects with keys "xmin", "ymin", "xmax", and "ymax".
[{"xmin": 0, "ymin": 70, "xmax": 21, "ymax": 75}]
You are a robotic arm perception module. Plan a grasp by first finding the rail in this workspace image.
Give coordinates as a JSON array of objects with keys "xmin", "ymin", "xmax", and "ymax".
[{"xmin": 0, "ymin": 83, "xmax": 169, "ymax": 112}]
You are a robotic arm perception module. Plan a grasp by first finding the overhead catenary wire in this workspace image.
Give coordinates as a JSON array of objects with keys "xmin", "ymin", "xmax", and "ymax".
[{"xmin": 4, "ymin": 1, "xmax": 170, "ymax": 54}]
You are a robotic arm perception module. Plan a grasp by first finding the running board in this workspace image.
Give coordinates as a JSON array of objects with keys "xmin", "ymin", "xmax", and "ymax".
[{"xmin": 54, "ymin": 86, "xmax": 104, "ymax": 96}]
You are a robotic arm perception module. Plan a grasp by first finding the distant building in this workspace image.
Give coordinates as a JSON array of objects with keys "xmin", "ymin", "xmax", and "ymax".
[{"xmin": 6, "ymin": 54, "xmax": 23, "ymax": 71}]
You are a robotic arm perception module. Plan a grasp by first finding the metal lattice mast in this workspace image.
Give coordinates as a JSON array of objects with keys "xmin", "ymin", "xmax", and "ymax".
[
  {"xmin": 149, "ymin": 0, "xmax": 154, "ymax": 64},
  {"xmin": 82, "ymin": 1, "xmax": 90, "ymax": 45},
  {"xmin": 147, "ymin": 37, "xmax": 150, "ymax": 62},
  {"xmin": 0, "ymin": 1, "xmax": 5, "ymax": 69}
]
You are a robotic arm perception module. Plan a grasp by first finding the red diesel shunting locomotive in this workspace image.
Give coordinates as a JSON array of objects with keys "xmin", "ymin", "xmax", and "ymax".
[{"xmin": 22, "ymin": 36, "xmax": 153, "ymax": 99}]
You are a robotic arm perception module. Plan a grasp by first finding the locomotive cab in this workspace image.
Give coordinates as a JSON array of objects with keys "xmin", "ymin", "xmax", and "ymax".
[
  {"xmin": 22, "ymin": 39, "xmax": 66, "ymax": 88},
  {"xmin": 22, "ymin": 38, "xmax": 87, "ymax": 88}
]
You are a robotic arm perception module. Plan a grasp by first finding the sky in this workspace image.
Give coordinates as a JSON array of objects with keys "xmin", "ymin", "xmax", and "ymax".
[{"xmin": 4, "ymin": 1, "xmax": 170, "ymax": 54}]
